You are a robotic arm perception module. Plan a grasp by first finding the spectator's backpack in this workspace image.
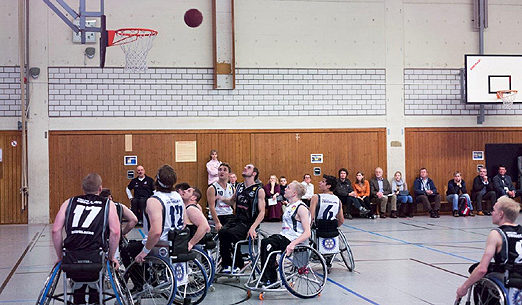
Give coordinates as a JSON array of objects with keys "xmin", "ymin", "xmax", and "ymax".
[{"xmin": 459, "ymin": 196, "xmax": 471, "ymax": 216}]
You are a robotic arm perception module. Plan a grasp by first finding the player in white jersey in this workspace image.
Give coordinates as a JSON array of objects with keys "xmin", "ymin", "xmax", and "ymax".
[
  {"xmin": 259, "ymin": 181, "xmax": 311, "ymax": 286},
  {"xmin": 310, "ymin": 174, "xmax": 344, "ymax": 227},
  {"xmin": 132, "ymin": 165, "xmax": 185, "ymax": 263},
  {"xmin": 207, "ymin": 163, "xmax": 235, "ymax": 231}
]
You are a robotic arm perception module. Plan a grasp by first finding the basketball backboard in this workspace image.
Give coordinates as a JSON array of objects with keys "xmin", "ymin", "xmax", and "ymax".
[{"xmin": 465, "ymin": 54, "xmax": 522, "ymax": 104}]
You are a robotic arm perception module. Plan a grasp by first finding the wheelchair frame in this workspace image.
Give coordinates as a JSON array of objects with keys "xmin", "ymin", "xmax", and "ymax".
[
  {"xmin": 36, "ymin": 256, "xmax": 132, "ymax": 305},
  {"xmin": 214, "ymin": 229, "xmax": 269, "ymax": 279},
  {"xmin": 122, "ymin": 245, "xmax": 209, "ymax": 305},
  {"xmin": 456, "ymin": 273, "xmax": 518, "ymax": 305},
  {"xmin": 244, "ymin": 245, "xmax": 328, "ymax": 300}
]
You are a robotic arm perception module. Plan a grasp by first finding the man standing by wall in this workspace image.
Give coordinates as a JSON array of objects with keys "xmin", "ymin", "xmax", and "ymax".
[{"xmin": 126, "ymin": 165, "xmax": 154, "ymax": 226}]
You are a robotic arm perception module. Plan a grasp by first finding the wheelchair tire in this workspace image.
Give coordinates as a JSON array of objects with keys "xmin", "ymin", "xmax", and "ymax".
[
  {"xmin": 193, "ymin": 246, "xmax": 216, "ymax": 287},
  {"xmin": 339, "ymin": 232, "xmax": 355, "ymax": 272},
  {"xmin": 472, "ymin": 276, "xmax": 507, "ymax": 305},
  {"xmin": 107, "ymin": 261, "xmax": 134, "ymax": 305},
  {"xmin": 174, "ymin": 258, "xmax": 208, "ymax": 305},
  {"xmin": 35, "ymin": 262, "xmax": 62, "ymax": 305},
  {"xmin": 123, "ymin": 256, "xmax": 176, "ymax": 305},
  {"xmin": 279, "ymin": 245, "xmax": 328, "ymax": 299}
]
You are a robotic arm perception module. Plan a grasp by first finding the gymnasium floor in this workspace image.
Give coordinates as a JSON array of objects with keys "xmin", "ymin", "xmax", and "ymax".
[{"xmin": 0, "ymin": 215, "xmax": 514, "ymax": 305}]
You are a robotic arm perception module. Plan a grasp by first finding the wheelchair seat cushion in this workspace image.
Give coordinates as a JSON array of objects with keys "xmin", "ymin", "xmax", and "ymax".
[
  {"xmin": 314, "ymin": 219, "xmax": 339, "ymax": 238},
  {"xmin": 171, "ymin": 251, "xmax": 197, "ymax": 263}
]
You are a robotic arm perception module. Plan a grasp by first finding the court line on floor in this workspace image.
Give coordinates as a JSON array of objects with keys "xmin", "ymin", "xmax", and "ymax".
[
  {"xmin": 324, "ymin": 276, "xmax": 381, "ymax": 305},
  {"xmin": 138, "ymin": 228, "xmax": 145, "ymax": 238},
  {"xmin": 410, "ymin": 258, "xmax": 468, "ymax": 278},
  {"xmin": 0, "ymin": 299, "xmax": 34, "ymax": 303},
  {"xmin": 0, "ymin": 232, "xmax": 39, "ymax": 296},
  {"xmin": 342, "ymin": 224, "xmax": 479, "ymax": 262}
]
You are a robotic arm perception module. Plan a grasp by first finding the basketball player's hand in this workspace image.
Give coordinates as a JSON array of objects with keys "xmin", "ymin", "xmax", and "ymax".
[
  {"xmin": 508, "ymin": 190, "xmax": 515, "ymax": 197},
  {"xmin": 248, "ymin": 227, "xmax": 257, "ymax": 239},
  {"xmin": 188, "ymin": 241, "xmax": 194, "ymax": 251},
  {"xmin": 456, "ymin": 285, "xmax": 468, "ymax": 299},
  {"xmin": 111, "ymin": 257, "xmax": 120, "ymax": 270},
  {"xmin": 286, "ymin": 243, "xmax": 295, "ymax": 255},
  {"xmin": 135, "ymin": 251, "xmax": 147, "ymax": 263},
  {"xmin": 215, "ymin": 222, "xmax": 223, "ymax": 231}
]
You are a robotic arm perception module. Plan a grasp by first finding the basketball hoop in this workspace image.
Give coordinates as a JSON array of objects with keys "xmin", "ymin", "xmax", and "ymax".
[
  {"xmin": 496, "ymin": 90, "xmax": 518, "ymax": 109},
  {"xmin": 107, "ymin": 28, "xmax": 158, "ymax": 72}
]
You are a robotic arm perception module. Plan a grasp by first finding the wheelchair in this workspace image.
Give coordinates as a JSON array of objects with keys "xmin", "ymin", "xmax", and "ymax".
[
  {"xmin": 311, "ymin": 219, "xmax": 355, "ymax": 272},
  {"xmin": 244, "ymin": 244, "xmax": 328, "ymax": 300},
  {"xmin": 122, "ymin": 229, "xmax": 209, "ymax": 305},
  {"xmin": 36, "ymin": 249, "xmax": 133, "ymax": 305},
  {"xmin": 456, "ymin": 272, "xmax": 522, "ymax": 305},
  {"xmin": 213, "ymin": 228, "xmax": 269, "ymax": 279}
]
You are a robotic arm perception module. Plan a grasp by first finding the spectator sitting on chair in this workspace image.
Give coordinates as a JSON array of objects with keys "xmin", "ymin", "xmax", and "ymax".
[
  {"xmin": 446, "ymin": 172, "xmax": 474, "ymax": 217},
  {"xmin": 456, "ymin": 196, "xmax": 522, "ymax": 301},
  {"xmin": 126, "ymin": 165, "xmax": 154, "ymax": 226},
  {"xmin": 413, "ymin": 168, "xmax": 441, "ymax": 218},
  {"xmin": 493, "ymin": 165, "xmax": 522, "ymax": 200},
  {"xmin": 370, "ymin": 167, "xmax": 398, "ymax": 218},
  {"xmin": 352, "ymin": 172, "xmax": 373, "ymax": 218},
  {"xmin": 264, "ymin": 175, "xmax": 283, "ymax": 221},
  {"xmin": 471, "ymin": 167, "xmax": 497, "ymax": 216},
  {"xmin": 301, "ymin": 174, "xmax": 314, "ymax": 206},
  {"xmin": 259, "ymin": 181, "xmax": 311, "ymax": 288},
  {"xmin": 391, "ymin": 171, "xmax": 414, "ymax": 218},
  {"xmin": 334, "ymin": 168, "xmax": 368, "ymax": 219}
]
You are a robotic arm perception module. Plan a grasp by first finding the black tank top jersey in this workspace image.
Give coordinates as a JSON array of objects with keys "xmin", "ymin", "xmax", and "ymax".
[
  {"xmin": 493, "ymin": 225, "xmax": 522, "ymax": 271},
  {"xmin": 63, "ymin": 194, "xmax": 110, "ymax": 251},
  {"xmin": 235, "ymin": 182, "xmax": 261, "ymax": 225}
]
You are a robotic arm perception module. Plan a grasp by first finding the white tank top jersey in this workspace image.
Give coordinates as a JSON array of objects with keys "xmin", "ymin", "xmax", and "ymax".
[
  {"xmin": 143, "ymin": 190, "xmax": 184, "ymax": 243},
  {"xmin": 281, "ymin": 200, "xmax": 309, "ymax": 241},
  {"xmin": 209, "ymin": 181, "xmax": 234, "ymax": 217},
  {"xmin": 316, "ymin": 193, "xmax": 340, "ymax": 221}
]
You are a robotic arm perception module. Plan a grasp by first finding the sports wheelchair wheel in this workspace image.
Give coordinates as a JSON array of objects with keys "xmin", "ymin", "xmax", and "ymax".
[
  {"xmin": 123, "ymin": 256, "xmax": 176, "ymax": 305},
  {"xmin": 279, "ymin": 245, "xmax": 328, "ymax": 299},
  {"xmin": 339, "ymin": 232, "xmax": 355, "ymax": 272},
  {"xmin": 193, "ymin": 246, "xmax": 215, "ymax": 287},
  {"xmin": 36, "ymin": 262, "xmax": 62, "ymax": 305},
  {"xmin": 106, "ymin": 261, "xmax": 133, "ymax": 305},
  {"xmin": 174, "ymin": 258, "xmax": 208, "ymax": 305},
  {"xmin": 472, "ymin": 276, "xmax": 507, "ymax": 305}
]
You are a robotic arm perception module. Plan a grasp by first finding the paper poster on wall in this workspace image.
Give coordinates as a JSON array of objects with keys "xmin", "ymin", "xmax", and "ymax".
[
  {"xmin": 124, "ymin": 156, "xmax": 137, "ymax": 166},
  {"xmin": 311, "ymin": 154, "xmax": 323, "ymax": 164},
  {"xmin": 175, "ymin": 141, "xmax": 197, "ymax": 162},
  {"xmin": 0, "ymin": 148, "xmax": 2, "ymax": 162},
  {"xmin": 472, "ymin": 151, "xmax": 484, "ymax": 160}
]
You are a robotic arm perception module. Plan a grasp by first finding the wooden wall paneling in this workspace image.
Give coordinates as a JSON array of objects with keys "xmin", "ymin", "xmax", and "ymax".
[
  {"xmin": 250, "ymin": 133, "xmax": 298, "ymax": 184},
  {"xmin": 405, "ymin": 128, "xmax": 522, "ymax": 203},
  {"xmin": 0, "ymin": 131, "xmax": 26, "ymax": 224}
]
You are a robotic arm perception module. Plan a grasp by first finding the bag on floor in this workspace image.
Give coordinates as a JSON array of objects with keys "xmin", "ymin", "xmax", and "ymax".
[{"xmin": 459, "ymin": 197, "xmax": 470, "ymax": 216}]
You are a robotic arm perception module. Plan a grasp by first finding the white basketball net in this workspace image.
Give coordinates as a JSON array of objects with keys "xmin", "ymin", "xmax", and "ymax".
[
  {"xmin": 115, "ymin": 29, "xmax": 157, "ymax": 73},
  {"xmin": 498, "ymin": 90, "xmax": 517, "ymax": 110}
]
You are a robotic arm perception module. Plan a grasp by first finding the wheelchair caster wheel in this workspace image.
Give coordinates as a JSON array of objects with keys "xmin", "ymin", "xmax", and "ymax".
[
  {"xmin": 259, "ymin": 293, "xmax": 264, "ymax": 300},
  {"xmin": 247, "ymin": 290, "xmax": 251, "ymax": 298},
  {"xmin": 210, "ymin": 285, "xmax": 215, "ymax": 292}
]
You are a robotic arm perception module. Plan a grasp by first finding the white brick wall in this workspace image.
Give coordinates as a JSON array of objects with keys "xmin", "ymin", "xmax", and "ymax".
[
  {"xmin": 0, "ymin": 66, "xmax": 21, "ymax": 117},
  {"xmin": 404, "ymin": 69, "xmax": 522, "ymax": 115},
  {"xmin": 48, "ymin": 67, "xmax": 386, "ymax": 117}
]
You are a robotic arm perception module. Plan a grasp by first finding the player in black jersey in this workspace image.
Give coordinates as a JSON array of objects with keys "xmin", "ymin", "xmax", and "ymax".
[
  {"xmin": 99, "ymin": 188, "xmax": 138, "ymax": 239},
  {"xmin": 217, "ymin": 164, "xmax": 266, "ymax": 273},
  {"xmin": 52, "ymin": 173, "xmax": 121, "ymax": 305},
  {"xmin": 456, "ymin": 196, "xmax": 522, "ymax": 300}
]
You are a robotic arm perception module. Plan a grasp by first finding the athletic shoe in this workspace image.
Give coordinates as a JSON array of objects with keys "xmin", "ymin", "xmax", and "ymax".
[
  {"xmin": 477, "ymin": 211, "xmax": 485, "ymax": 216},
  {"xmin": 380, "ymin": 214, "xmax": 386, "ymax": 219},
  {"xmin": 359, "ymin": 207, "xmax": 370, "ymax": 217},
  {"xmin": 484, "ymin": 211, "xmax": 491, "ymax": 216},
  {"xmin": 469, "ymin": 211, "xmax": 475, "ymax": 217},
  {"xmin": 453, "ymin": 210, "xmax": 459, "ymax": 217},
  {"xmin": 221, "ymin": 266, "xmax": 232, "ymax": 273}
]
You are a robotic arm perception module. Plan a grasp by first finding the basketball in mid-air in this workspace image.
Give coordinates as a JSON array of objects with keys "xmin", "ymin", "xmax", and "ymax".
[{"xmin": 184, "ymin": 9, "xmax": 203, "ymax": 28}]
